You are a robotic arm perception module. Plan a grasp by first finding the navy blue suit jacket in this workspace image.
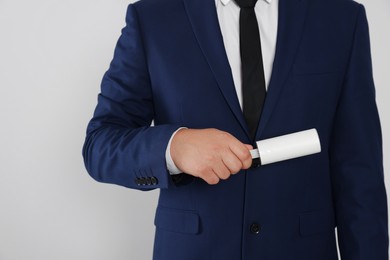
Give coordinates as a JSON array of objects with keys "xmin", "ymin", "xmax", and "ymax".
[{"xmin": 83, "ymin": 0, "xmax": 388, "ymax": 258}]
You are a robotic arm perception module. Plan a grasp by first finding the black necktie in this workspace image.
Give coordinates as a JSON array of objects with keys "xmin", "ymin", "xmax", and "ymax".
[{"xmin": 235, "ymin": 0, "xmax": 266, "ymax": 141}]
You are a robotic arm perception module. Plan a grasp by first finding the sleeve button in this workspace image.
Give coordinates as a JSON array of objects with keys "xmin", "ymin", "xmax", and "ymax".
[{"xmin": 151, "ymin": 177, "xmax": 158, "ymax": 185}]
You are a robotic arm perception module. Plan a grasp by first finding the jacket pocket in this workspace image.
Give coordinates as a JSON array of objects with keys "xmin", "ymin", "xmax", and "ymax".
[
  {"xmin": 299, "ymin": 210, "xmax": 336, "ymax": 237},
  {"xmin": 154, "ymin": 207, "xmax": 200, "ymax": 235}
]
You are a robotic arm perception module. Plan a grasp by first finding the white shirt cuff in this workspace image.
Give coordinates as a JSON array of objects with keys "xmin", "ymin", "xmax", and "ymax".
[{"xmin": 166, "ymin": 127, "xmax": 187, "ymax": 175}]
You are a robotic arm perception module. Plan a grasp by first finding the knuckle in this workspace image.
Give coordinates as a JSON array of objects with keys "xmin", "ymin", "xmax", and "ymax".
[
  {"xmin": 204, "ymin": 154, "xmax": 215, "ymax": 163},
  {"xmin": 218, "ymin": 131, "xmax": 232, "ymax": 141},
  {"xmin": 239, "ymin": 150, "xmax": 250, "ymax": 162},
  {"xmin": 241, "ymin": 149, "xmax": 250, "ymax": 159},
  {"xmin": 196, "ymin": 165, "xmax": 211, "ymax": 177},
  {"xmin": 239, "ymin": 148, "xmax": 251, "ymax": 160}
]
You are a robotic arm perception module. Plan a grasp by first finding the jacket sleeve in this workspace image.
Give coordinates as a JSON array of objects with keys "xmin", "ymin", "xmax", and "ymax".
[
  {"xmin": 329, "ymin": 4, "xmax": 388, "ymax": 259},
  {"xmin": 82, "ymin": 4, "xmax": 181, "ymax": 190}
]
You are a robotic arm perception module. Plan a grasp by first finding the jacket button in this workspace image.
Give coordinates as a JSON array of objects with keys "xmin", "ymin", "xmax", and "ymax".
[
  {"xmin": 146, "ymin": 177, "xmax": 152, "ymax": 185},
  {"xmin": 135, "ymin": 178, "xmax": 141, "ymax": 186},
  {"xmin": 250, "ymin": 223, "xmax": 261, "ymax": 234}
]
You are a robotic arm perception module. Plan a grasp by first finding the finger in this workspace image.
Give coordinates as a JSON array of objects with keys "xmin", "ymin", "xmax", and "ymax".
[
  {"xmin": 241, "ymin": 155, "xmax": 253, "ymax": 170},
  {"xmin": 203, "ymin": 171, "xmax": 220, "ymax": 185},
  {"xmin": 222, "ymin": 152, "xmax": 243, "ymax": 175},
  {"xmin": 212, "ymin": 161, "xmax": 231, "ymax": 180},
  {"xmin": 229, "ymin": 143, "xmax": 253, "ymax": 167},
  {"xmin": 240, "ymin": 147, "xmax": 253, "ymax": 169},
  {"xmin": 196, "ymin": 166, "xmax": 220, "ymax": 185}
]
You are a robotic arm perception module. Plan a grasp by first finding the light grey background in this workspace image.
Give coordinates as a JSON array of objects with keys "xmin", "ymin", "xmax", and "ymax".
[{"xmin": 0, "ymin": 0, "xmax": 389, "ymax": 259}]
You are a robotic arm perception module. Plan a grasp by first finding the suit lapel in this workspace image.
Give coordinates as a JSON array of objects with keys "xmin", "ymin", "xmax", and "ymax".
[
  {"xmin": 183, "ymin": 0, "xmax": 310, "ymax": 141},
  {"xmin": 183, "ymin": 0, "xmax": 250, "ymax": 139},
  {"xmin": 256, "ymin": 0, "xmax": 309, "ymax": 138}
]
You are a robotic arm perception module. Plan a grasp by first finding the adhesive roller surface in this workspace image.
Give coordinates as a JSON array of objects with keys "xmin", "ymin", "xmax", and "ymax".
[{"xmin": 250, "ymin": 129, "xmax": 321, "ymax": 165}]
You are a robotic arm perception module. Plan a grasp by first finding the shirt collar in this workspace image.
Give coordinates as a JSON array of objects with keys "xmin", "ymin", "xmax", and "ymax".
[{"xmin": 221, "ymin": 0, "xmax": 273, "ymax": 6}]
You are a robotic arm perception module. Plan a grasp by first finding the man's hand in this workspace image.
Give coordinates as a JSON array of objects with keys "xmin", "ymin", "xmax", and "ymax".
[{"xmin": 170, "ymin": 128, "xmax": 253, "ymax": 185}]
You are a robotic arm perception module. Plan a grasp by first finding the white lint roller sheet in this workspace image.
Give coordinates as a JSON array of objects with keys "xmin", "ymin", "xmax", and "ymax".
[{"xmin": 249, "ymin": 129, "xmax": 321, "ymax": 165}]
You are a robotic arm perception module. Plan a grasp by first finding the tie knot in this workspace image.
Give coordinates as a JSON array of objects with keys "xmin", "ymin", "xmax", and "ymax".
[{"xmin": 234, "ymin": 0, "xmax": 258, "ymax": 8}]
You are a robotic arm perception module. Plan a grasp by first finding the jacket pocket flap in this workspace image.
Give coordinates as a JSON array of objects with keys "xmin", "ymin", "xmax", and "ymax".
[
  {"xmin": 299, "ymin": 210, "xmax": 335, "ymax": 237},
  {"xmin": 154, "ymin": 207, "xmax": 200, "ymax": 234}
]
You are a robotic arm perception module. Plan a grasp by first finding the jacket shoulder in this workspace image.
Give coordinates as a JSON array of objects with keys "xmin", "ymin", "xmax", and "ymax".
[
  {"xmin": 312, "ymin": 0, "xmax": 362, "ymax": 11},
  {"xmin": 307, "ymin": 0, "xmax": 364, "ymax": 24}
]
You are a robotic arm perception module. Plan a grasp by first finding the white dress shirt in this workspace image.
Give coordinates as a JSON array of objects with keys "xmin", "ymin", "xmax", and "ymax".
[{"xmin": 166, "ymin": 0, "xmax": 279, "ymax": 174}]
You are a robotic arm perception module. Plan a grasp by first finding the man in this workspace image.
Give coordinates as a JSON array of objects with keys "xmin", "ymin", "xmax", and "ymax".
[{"xmin": 82, "ymin": 0, "xmax": 388, "ymax": 258}]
